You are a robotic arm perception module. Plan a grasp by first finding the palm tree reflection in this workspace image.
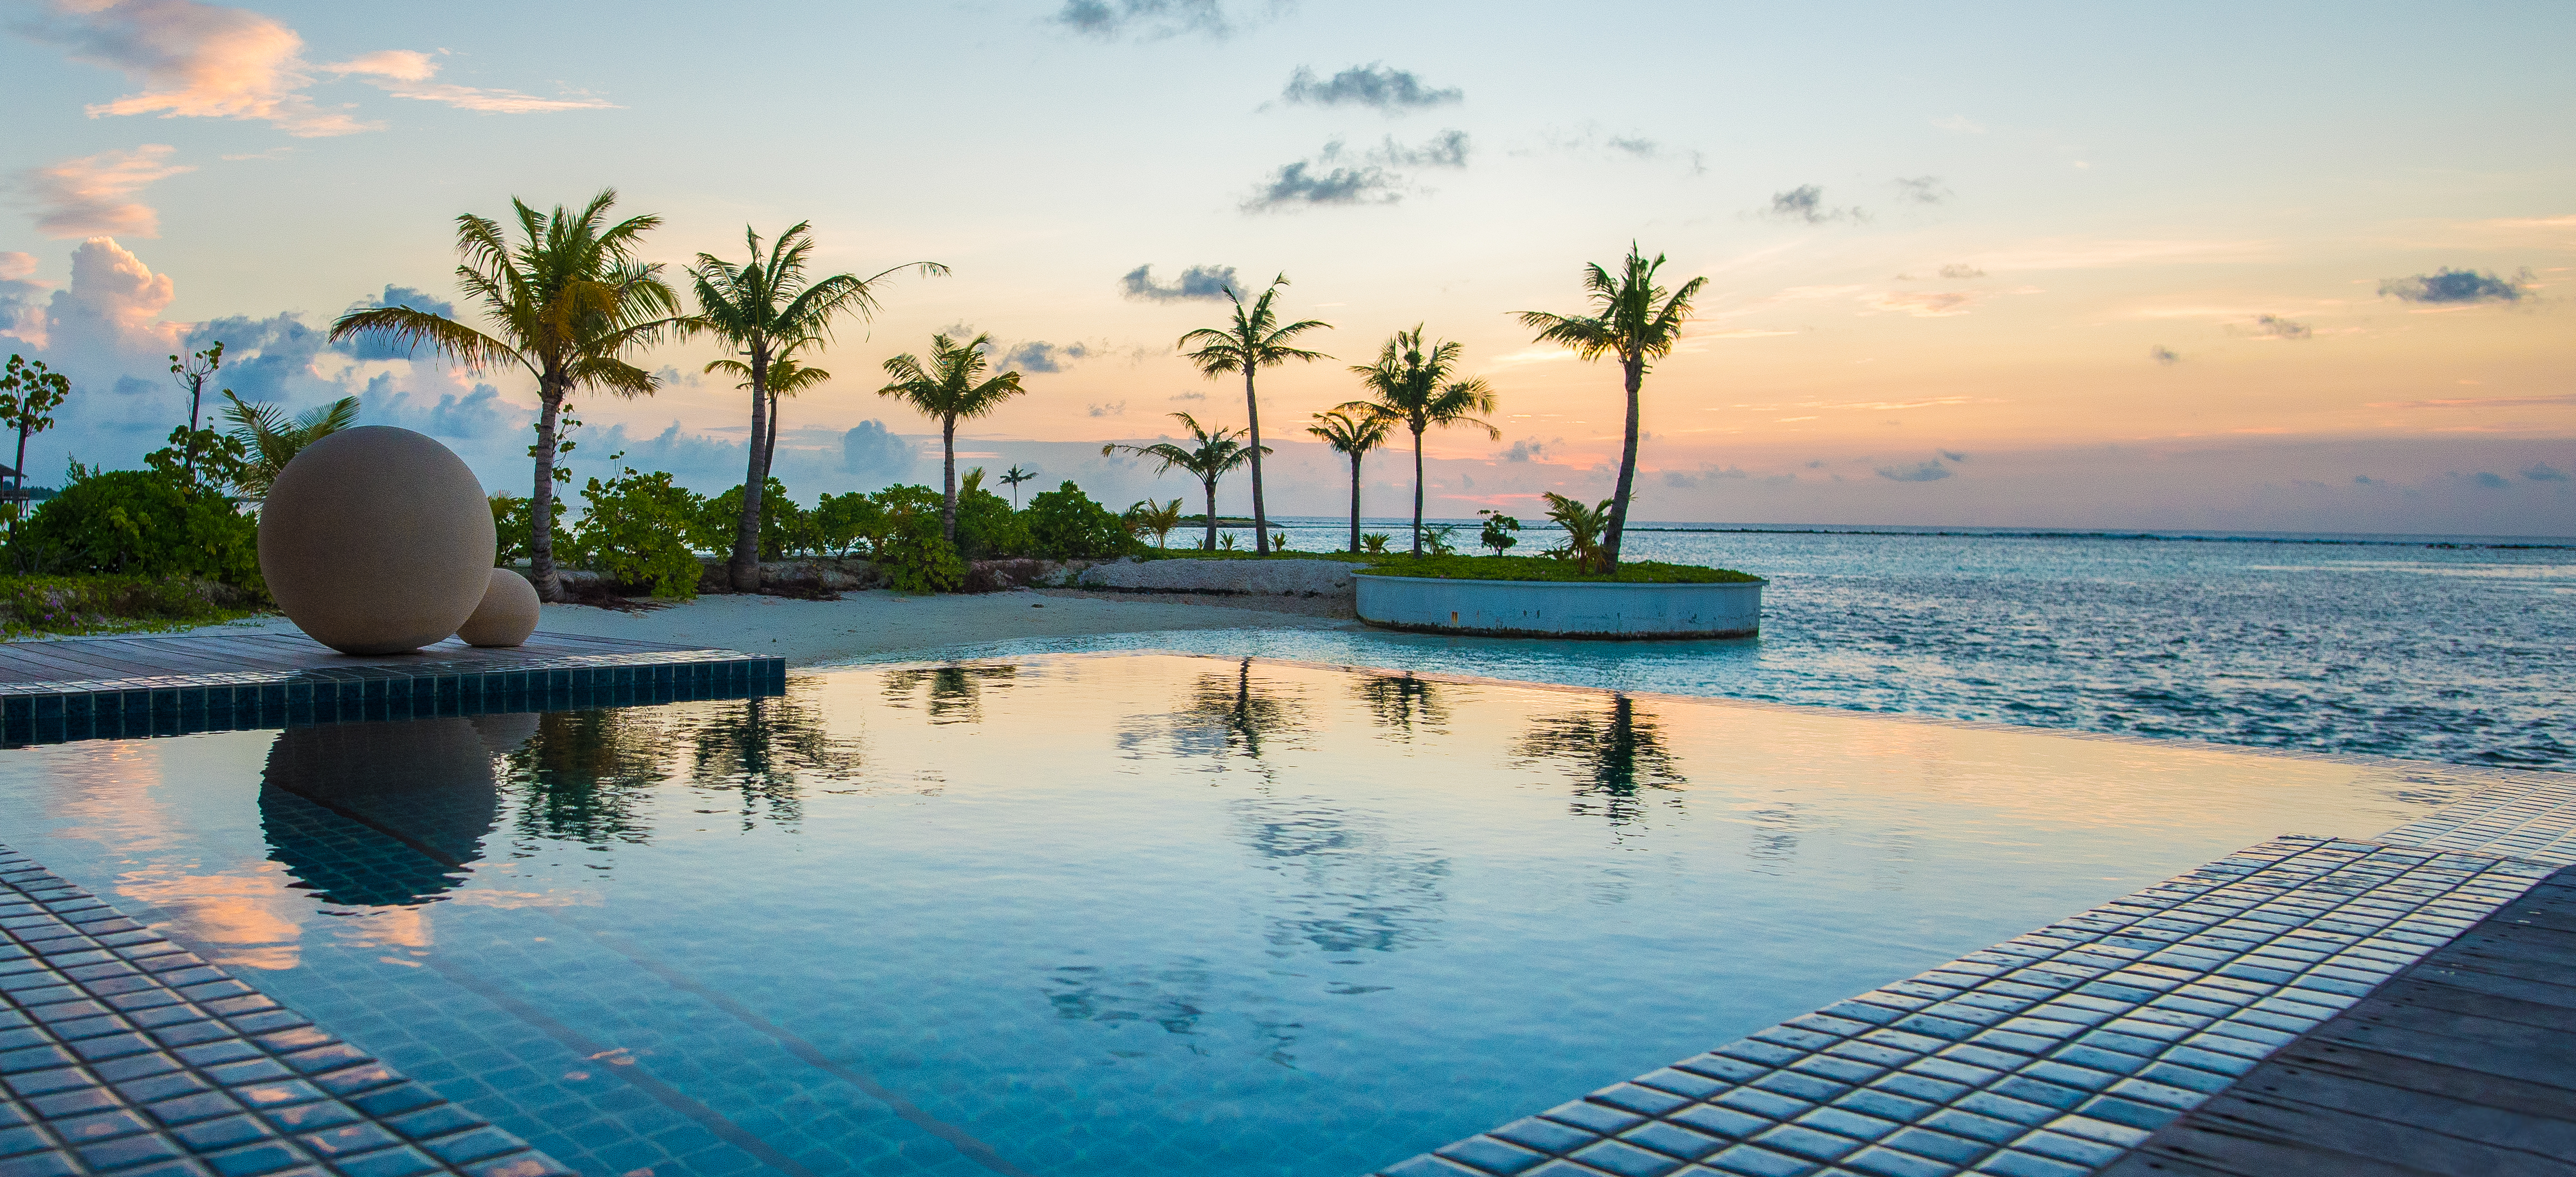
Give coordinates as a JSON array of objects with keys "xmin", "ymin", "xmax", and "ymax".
[
  {"xmin": 1516, "ymin": 694, "xmax": 1687, "ymax": 830},
  {"xmin": 500, "ymin": 710, "xmax": 672, "ymax": 847},
  {"xmin": 1353, "ymin": 671, "xmax": 1449, "ymax": 740},
  {"xmin": 677, "ymin": 693, "xmax": 862, "ymax": 828},
  {"xmin": 881, "ymin": 664, "xmax": 1017, "ymax": 724},
  {"xmin": 1181, "ymin": 659, "xmax": 1302, "ymax": 759}
]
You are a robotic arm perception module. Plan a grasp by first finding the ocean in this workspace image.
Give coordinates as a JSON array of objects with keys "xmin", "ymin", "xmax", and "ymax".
[{"xmin": 960, "ymin": 520, "xmax": 2576, "ymax": 771}]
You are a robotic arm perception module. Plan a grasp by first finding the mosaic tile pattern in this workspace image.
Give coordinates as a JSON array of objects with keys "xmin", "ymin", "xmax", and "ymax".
[
  {"xmin": 0, "ymin": 845, "xmax": 573, "ymax": 1177},
  {"xmin": 2376, "ymin": 771, "xmax": 2576, "ymax": 865},
  {"xmin": 0, "ymin": 652, "xmax": 786, "ymax": 748},
  {"xmin": 1371, "ymin": 835, "xmax": 2559, "ymax": 1177}
]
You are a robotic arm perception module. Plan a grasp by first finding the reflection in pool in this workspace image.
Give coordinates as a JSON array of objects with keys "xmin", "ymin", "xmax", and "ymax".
[{"xmin": 0, "ymin": 653, "xmax": 2483, "ymax": 1177}]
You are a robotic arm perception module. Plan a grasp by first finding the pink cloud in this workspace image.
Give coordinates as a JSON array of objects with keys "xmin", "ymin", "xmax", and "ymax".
[
  {"xmin": 321, "ymin": 50, "xmax": 619, "ymax": 113},
  {"xmin": 10, "ymin": 145, "xmax": 194, "ymax": 238},
  {"xmin": 47, "ymin": 0, "xmax": 376, "ymax": 136}
]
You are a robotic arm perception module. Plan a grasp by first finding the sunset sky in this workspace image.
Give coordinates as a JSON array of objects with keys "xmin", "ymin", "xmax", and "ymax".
[{"xmin": 2, "ymin": 0, "xmax": 2570, "ymax": 535}]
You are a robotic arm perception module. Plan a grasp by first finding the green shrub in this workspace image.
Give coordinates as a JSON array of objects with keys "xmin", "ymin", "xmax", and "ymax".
[
  {"xmin": 572, "ymin": 466, "xmax": 706, "ymax": 598},
  {"xmin": 692, "ymin": 478, "xmax": 800, "ymax": 560},
  {"xmin": 12, "ymin": 470, "xmax": 261, "ymax": 588},
  {"xmin": 809, "ymin": 492, "xmax": 882, "ymax": 557},
  {"xmin": 490, "ymin": 493, "xmax": 569, "ymax": 566},
  {"xmin": 1023, "ymin": 480, "xmax": 1138, "ymax": 560},
  {"xmin": 953, "ymin": 487, "xmax": 1029, "ymax": 561}
]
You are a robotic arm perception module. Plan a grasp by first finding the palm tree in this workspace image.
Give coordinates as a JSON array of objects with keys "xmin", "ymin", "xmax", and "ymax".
[
  {"xmin": 1176, "ymin": 273, "xmax": 1330, "ymax": 556},
  {"xmin": 706, "ymin": 341, "xmax": 830, "ymax": 486},
  {"xmin": 1125, "ymin": 498, "xmax": 1184, "ymax": 548},
  {"xmin": 1517, "ymin": 244, "xmax": 1706, "ymax": 570},
  {"xmin": 878, "ymin": 333, "xmax": 1025, "ymax": 545},
  {"xmin": 1101, "ymin": 412, "xmax": 1266, "ymax": 551},
  {"xmin": 1305, "ymin": 407, "xmax": 1390, "ymax": 554},
  {"xmin": 1349, "ymin": 326, "xmax": 1498, "ymax": 556},
  {"xmin": 999, "ymin": 463, "xmax": 1038, "ymax": 509},
  {"xmin": 687, "ymin": 223, "xmax": 944, "ymax": 592},
  {"xmin": 219, "ymin": 391, "xmax": 359, "ymax": 499},
  {"xmin": 331, "ymin": 189, "xmax": 680, "ymax": 600}
]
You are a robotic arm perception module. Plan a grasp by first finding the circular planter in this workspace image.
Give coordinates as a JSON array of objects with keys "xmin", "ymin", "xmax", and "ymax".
[{"xmin": 1356, "ymin": 574, "xmax": 1765, "ymax": 640}]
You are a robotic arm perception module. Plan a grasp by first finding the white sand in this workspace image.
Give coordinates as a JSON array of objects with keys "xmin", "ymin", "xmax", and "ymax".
[{"xmin": 180, "ymin": 588, "xmax": 1357, "ymax": 666}]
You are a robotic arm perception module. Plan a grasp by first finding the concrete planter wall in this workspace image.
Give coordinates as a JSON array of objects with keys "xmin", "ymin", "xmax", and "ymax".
[{"xmin": 1356, "ymin": 574, "xmax": 1764, "ymax": 639}]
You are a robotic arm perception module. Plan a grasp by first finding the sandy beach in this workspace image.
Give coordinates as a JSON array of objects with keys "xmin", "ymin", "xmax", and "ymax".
[{"xmin": 169, "ymin": 587, "xmax": 1358, "ymax": 666}]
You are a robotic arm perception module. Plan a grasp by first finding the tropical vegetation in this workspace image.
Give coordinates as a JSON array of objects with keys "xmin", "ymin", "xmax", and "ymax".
[
  {"xmin": 1101, "ymin": 412, "xmax": 1267, "ymax": 551},
  {"xmin": 1345, "ymin": 326, "xmax": 1498, "ymax": 556},
  {"xmin": 687, "ymin": 222, "xmax": 942, "ymax": 591},
  {"xmin": 330, "ymin": 189, "xmax": 683, "ymax": 601},
  {"xmin": 1305, "ymin": 406, "xmax": 1390, "ymax": 553},
  {"xmin": 1177, "ymin": 273, "xmax": 1329, "ymax": 556},
  {"xmin": 878, "ymin": 333, "xmax": 1024, "ymax": 548},
  {"xmin": 1518, "ymin": 243, "xmax": 1707, "ymax": 572}
]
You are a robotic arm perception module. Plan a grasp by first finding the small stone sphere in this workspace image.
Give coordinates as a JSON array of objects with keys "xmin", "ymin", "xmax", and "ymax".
[
  {"xmin": 259, "ymin": 426, "xmax": 497, "ymax": 655},
  {"xmin": 457, "ymin": 567, "xmax": 541, "ymax": 648}
]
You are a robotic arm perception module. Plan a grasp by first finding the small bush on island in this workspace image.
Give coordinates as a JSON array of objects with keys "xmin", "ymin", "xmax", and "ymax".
[
  {"xmin": 572, "ymin": 464, "xmax": 705, "ymax": 598},
  {"xmin": 13, "ymin": 469, "xmax": 262, "ymax": 588},
  {"xmin": 1024, "ymin": 480, "xmax": 1139, "ymax": 560}
]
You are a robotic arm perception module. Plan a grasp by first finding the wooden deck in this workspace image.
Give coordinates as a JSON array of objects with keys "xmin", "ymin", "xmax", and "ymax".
[
  {"xmin": 0, "ymin": 631, "xmax": 784, "ymax": 745},
  {"xmin": 2100, "ymin": 864, "xmax": 2576, "ymax": 1176}
]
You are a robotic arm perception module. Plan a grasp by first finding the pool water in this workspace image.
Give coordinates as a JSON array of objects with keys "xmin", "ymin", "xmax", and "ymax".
[{"xmin": 0, "ymin": 654, "xmax": 2487, "ymax": 1176}]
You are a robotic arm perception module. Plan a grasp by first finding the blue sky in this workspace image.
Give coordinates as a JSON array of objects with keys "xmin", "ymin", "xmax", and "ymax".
[{"xmin": 3, "ymin": 0, "xmax": 2571, "ymax": 534}]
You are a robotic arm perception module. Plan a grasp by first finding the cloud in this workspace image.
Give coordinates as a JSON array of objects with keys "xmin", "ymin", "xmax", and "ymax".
[
  {"xmin": 1087, "ymin": 401, "xmax": 1127, "ymax": 417},
  {"xmin": 0, "ymin": 253, "xmax": 50, "ymax": 347},
  {"xmin": 8, "ymin": 146, "xmax": 193, "ymax": 238},
  {"xmin": 35, "ymin": 0, "xmax": 375, "ymax": 136},
  {"xmin": 1169, "ymin": 390, "xmax": 1205, "ymax": 401},
  {"xmin": 1893, "ymin": 176, "xmax": 1950, "ymax": 205},
  {"xmin": 1761, "ymin": 185, "xmax": 1864, "ymax": 225},
  {"xmin": 1866, "ymin": 290, "xmax": 1981, "ymax": 317},
  {"xmin": 1002, "ymin": 340, "xmax": 1090, "ymax": 373},
  {"xmin": 362, "ymin": 378, "xmax": 516, "ymax": 439},
  {"xmin": 2240, "ymin": 314, "xmax": 2312, "ymax": 340},
  {"xmin": 2150, "ymin": 345, "xmax": 2182, "ymax": 366},
  {"xmin": 1120, "ymin": 263, "xmax": 1237, "ymax": 302},
  {"xmin": 842, "ymin": 420, "xmax": 915, "ymax": 479},
  {"xmin": 2524, "ymin": 463, "xmax": 2569, "ymax": 483},
  {"xmin": 1938, "ymin": 449, "xmax": 1968, "ymax": 463},
  {"xmin": 1243, "ymin": 159, "xmax": 1399, "ymax": 211},
  {"xmin": 1502, "ymin": 438, "xmax": 1547, "ymax": 463},
  {"xmin": 1606, "ymin": 136, "xmax": 1660, "ymax": 158},
  {"xmin": 321, "ymin": 50, "xmax": 619, "ymax": 113},
  {"xmin": 181, "ymin": 311, "xmax": 326, "ymax": 400},
  {"xmin": 1939, "ymin": 264, "xmax": 1984, "ymax": 280},
  {"xmin": 1875, "ymin": 459, "xmax": 1954, "ymax": 483},
  {"xmin": 2471, "ymin": 471, "xmax": 2510, "ymax": 489},
  {"xmin": 43, "ymin": 237, "xmax": 182, "ymax": 365},
  {"xmin": 2378, "ymin": 267, "xmax": 2531, "ymax": 305},
  {"xmin": 1055, "ymin": 0, "xmax": 1237, "ymax": 38},
  {"xmin": 1280, "ymin": 63, "xmax": 1459, "ymax": 112},
  {"xmin": 2368, "ymin": 392, "xmax": 2575, "ymax": 410},
  {"xmin": 1370, "ymin": 129, "xmax": 1469, "ymax": 168}
]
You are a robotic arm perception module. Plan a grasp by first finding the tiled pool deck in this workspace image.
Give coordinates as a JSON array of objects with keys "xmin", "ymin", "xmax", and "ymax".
[
  {"xmin": 0, "ymin": 844, "xmax": 569, "ymax": 1177},
  {"xmin": 4, "ymin": 733, "xmax": 2571, "ymax": 1176},
  {"xmin": 0, "ymin": 633, "xmax": 785, "ymax": 747}
]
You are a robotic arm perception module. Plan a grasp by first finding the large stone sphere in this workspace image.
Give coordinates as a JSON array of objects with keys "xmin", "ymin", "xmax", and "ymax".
[
  {"xmin": 457, "ymin": 567, "xmax": 540, "ymax": 647},
  {"xmin": 259, "ymin": 426, "xmax": 497, "ymax": 655}
]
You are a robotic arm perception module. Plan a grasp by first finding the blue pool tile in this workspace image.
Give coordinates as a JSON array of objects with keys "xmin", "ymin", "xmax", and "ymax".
[{"xmin": 1432, "ymin": 1134, "xmax": 1546, "ymax": 1175}]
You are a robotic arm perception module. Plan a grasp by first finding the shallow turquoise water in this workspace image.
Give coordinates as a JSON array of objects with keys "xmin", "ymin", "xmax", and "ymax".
[
  {"xmin": 0, "ymin": 654, "xmax": 2480, "ymax": 1176},
  {"xmin": 1046, "ymin": 526, "xmax": 2576, "ymax": 769}
]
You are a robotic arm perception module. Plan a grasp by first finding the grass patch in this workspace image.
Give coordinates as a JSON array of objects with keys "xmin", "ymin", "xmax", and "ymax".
[
  {"xmin": 0, "ymin": 575, "xmax": 271, "ymax": 640},
  {"xmin": 1349, "ymin": 554, "xmax": 1760, "ymax": 583}
]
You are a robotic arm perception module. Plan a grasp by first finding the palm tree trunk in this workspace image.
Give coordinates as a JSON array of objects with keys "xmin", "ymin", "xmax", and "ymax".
[
  {"xmin": 531, "ymin": 386, "xmax": 565, "ymax": 601},
  {"xmin": 1605, "ymin": 356, "xmax": 1643, "ymax": 571},
  {"xmin": 1202, "ymin": 479, "xmax": 1219, "ymax": 551},
  {"xmin": 730, "ymin": 346, "xmax": 769, "ymax": 592},
  {"xmin": 1348, "ymin": 453, "xmax": 1363, "ymax": 554},
  {"xmin": 940, "ymin": 416, "xmax": 958, "ymax": 545},
  {"xmin": 1244, "ymin": 368, "xmax": 1268, "ymax": 554},
  {"xmin": 1410, "ymin": 427, "xmax": 1426, "ymax": 557},
  {"xmin": 760, "ymin": 391, "xmax": 781, "ymax": 483}
]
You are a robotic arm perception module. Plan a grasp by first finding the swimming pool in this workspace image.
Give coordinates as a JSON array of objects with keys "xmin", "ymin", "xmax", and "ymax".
[{"xmin": 0, "ymin": 654, "xmax": 2486, "ymax": 1176}]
